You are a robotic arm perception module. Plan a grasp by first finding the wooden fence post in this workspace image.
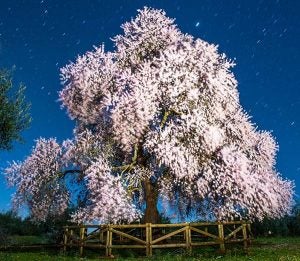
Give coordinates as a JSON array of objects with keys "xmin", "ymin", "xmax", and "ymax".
[
  {"xmin": 69, "ymin": 229, "xmax": 73, "ymax": 248},
  {"xmin": 242, "ymin": 222, "xmax": 248, "ymax": 252},
  {"xmin": 247, "ymin": 223, "xmax": 252, "ymax": 243},
  {"xmin": 218, "ymin": 222, "xmax": 225, "ymax": 253},
  {"xmin": 106, "ymin": 225, "xmax": 112, "ymax": 257},
  {"xmin": 100, "ymin": 226, "xmax": 104, "ymax": 243},
  {"xmin": 233, "ymin": 224, "xmax": 236, "ymax": 239},
  {"xmin": 79, "ymin": 226, "xmax": 86, "ymax": 257},
  {"xmin": 63, "ymin": 226, "xmax": 68, "ymax": 252},
  {"xmin": 185, "ymin": 224, "xmax": 192, "ymax": 255},
  {"xmin": 204, "ymin": 226, "xmax": 208, "ymax": 234},
  {"xmin": 146, "ymin": 223, "xmax": 152, "ymax": 257},
  {"xmin": 146, "ymin": 223, "xmax": 149, "ymax": 257}
]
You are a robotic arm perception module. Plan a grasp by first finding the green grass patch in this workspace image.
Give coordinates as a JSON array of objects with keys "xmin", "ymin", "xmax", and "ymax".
[
  {"xmin": 0, "ymin": 251, "xmax": 83, "ymax": 261},
  {"xmin": 0, "ymin": 237, "xmax": 299, "ymax": 260},
  {"xmin": 8, "ymin": 235, "xmax": 48, "ymax": 245}
]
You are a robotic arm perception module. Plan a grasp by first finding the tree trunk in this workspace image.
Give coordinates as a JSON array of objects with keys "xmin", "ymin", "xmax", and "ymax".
[{"xmin": 143, "ymin": 178, "xmax": 160, "ymax": 224}]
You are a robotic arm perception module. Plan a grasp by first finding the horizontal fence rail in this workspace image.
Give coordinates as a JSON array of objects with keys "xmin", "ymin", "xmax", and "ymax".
[{"xmin": 62, "ymin": 221, "xmax": 251, "ymax": 257}]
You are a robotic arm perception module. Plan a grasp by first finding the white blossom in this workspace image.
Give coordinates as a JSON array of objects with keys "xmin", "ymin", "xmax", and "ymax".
[
  {"xmin": 5, "ymin": 138, "xmax": 68, "ymax": 221},
  {"xmin": 5, "ymin": 7, "xmax": 294, "ymax": 223},
  {"xmin": 72, "ymin": 155, "xmax": 141, "ymax": 223}
]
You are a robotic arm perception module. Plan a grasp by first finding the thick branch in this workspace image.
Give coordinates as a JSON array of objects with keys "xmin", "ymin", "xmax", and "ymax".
[
  {"xmin": 160, "ymin": 110, "xmax": 171, "ymax": 129},
  {"xmin": 112, "ymin": 144, "xmax": 139, "ymax": 173},
  {"xmin": 160, "ymin": 109, "xmax": 181, "ymax": 129}
]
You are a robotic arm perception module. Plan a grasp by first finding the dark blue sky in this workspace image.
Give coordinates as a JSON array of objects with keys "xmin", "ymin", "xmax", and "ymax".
[{"xmin": 0, "ymin": 0, "xmax": 299, "ymax": 211}]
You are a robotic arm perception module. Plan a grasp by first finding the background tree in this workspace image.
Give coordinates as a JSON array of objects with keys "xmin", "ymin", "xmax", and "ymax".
[
  {"xmin": 0, "ymin": 208, "xmax": 76, "ymax": 245},
  {"xmin": 5, "ymin": 7, "xmax": 294, "ymax": 224},
  {"xmin": 251, "ymin": 200, "xmax": 300, "ymax": 237},
  {"xmin": 0, "ymin": 69, "xmax": 31, "ymax": 151}
]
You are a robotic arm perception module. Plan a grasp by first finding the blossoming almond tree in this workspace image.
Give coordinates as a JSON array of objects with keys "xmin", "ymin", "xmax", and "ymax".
[{"xmin": 5, "ymin": 7, "xmax": 294, "ymax": 224}]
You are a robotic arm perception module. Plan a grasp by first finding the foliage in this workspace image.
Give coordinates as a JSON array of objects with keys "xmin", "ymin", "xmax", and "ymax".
[
  {"xmin": 0, "ymin": 208, "xmax": 75, "ymax": 245},
  {"xmin": 251, "ymin": 201, "xmax": 300, "ymax": 236},
  {"xmin": 0, "ymin": 211, "xmax": 27, "ymax": 236},
  {"xmin": 37, "ymin": 207, "xmax": 76, "ymax": 243},
  {"xmin": 5, "ymin": 7, "xmax": 294, "ymax": 224},
  {"xmin": 0, "ymin": 211, "xmax": 32, "ymax": 246},
  {"xmin": 0, "ymin": 69, "xmax": 31, "ymax": 151}
]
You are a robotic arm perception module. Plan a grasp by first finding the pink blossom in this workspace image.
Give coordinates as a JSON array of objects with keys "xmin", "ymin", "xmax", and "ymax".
[{"xmin": 5, "ymin": 7, "xmax": 294, "ymax": 223}]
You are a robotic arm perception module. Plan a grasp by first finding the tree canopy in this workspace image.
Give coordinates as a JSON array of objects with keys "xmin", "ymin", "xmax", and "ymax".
[
  {"xmin": 0, "ymin": 69, "xmax": 31, "ymax": 151},
  {"xmin": 5, "ymin": 7, "xmax": 294, "ymax": 224}
]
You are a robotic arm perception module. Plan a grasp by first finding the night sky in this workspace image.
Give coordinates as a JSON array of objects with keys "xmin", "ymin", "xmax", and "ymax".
[{"xmin": 0, "ymin": 0, "xmax": 299, "ymax": 212}]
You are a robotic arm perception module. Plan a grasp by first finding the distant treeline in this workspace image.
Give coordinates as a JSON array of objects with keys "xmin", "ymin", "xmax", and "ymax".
[
  {"xmin": 249, "ymin": 201, "xmax": 300, "ymax": 237},
  {"xmin": 0, "ymin": 209, "xmax": 75, "ymax": 244}
]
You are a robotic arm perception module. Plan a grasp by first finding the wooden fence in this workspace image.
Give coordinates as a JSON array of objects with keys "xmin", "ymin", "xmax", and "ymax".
[{"xmin": 63, "ymin": 221, "xmax": 251, "ymax": 257}]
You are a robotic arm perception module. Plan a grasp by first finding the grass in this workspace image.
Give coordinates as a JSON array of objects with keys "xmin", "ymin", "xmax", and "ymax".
[
  {"xmin": 0, "ymin": 237, "xmax": 299, "ymax": 260},
  {"xmin": 8, "ymin": 235, "xmax": 48, "ymax": 245}
]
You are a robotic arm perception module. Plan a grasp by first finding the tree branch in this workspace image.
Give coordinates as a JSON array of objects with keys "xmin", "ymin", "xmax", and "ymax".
[
  {"xmin": 160, "ymin": 110, "xmax": 171, "ymax": 129},
  {"xmin": 112, "ymin": 144, "xmax": 139, "ymax": 173},
  {"xmin": 160, "ymin": 109, "xmax": 181, "ymax": 129}
]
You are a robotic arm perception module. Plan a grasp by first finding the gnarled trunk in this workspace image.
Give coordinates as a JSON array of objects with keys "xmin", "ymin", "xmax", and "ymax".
[{"xmin": 143, "ymin": 178, "xmax": 160, "ymax": 224}]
